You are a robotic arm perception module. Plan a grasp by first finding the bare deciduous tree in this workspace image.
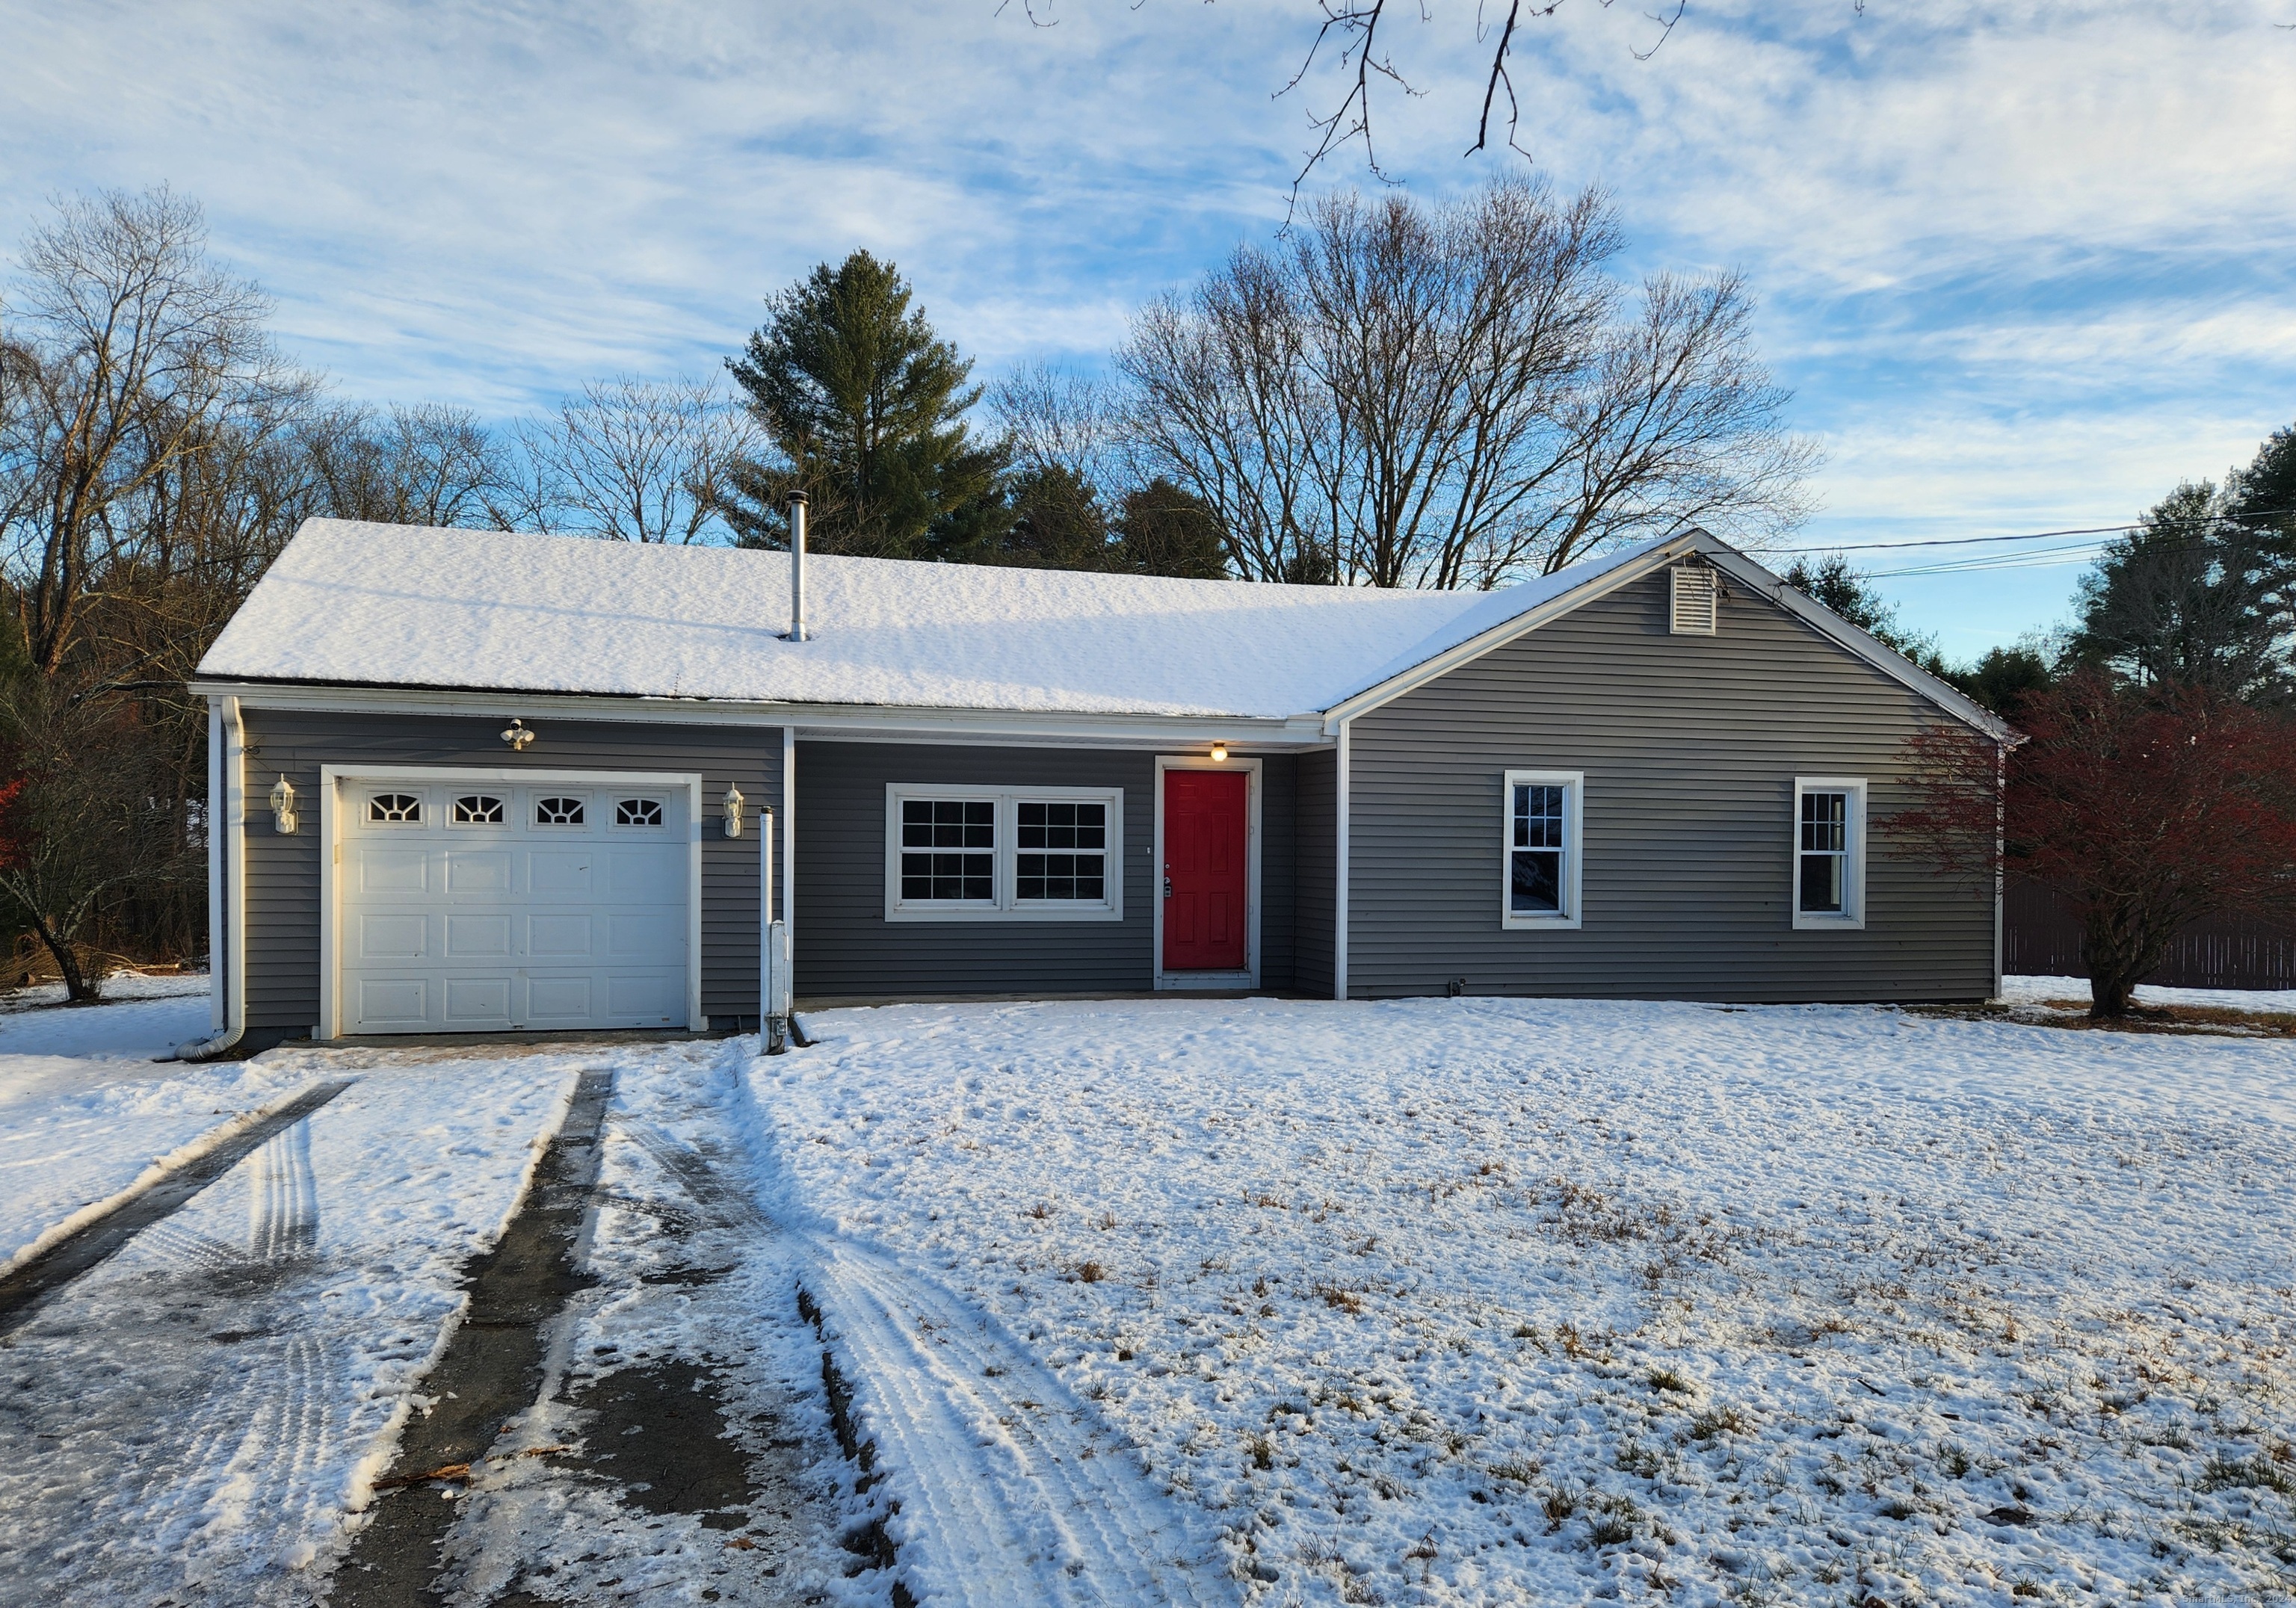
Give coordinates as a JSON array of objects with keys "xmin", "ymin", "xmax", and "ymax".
[
  {"xmin": 1114, "ymin": 180, "xmax": 1814, "ymax": 589},
  {"xmin": 0, "ymin": 187, "xmax": 289, "ymax": 676},
  {"xmin": 519, "ymin": 377, "xmax": 756, "ymax": 544},
  {"xmin": 306, "ymin": 401, "xmax": 510, "ymax": 530}
]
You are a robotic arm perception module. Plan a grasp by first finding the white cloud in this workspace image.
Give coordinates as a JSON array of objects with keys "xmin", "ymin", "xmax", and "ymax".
[{"xmin": 3, "ymin": 0, "xmax": 2291, "ymax": 655}]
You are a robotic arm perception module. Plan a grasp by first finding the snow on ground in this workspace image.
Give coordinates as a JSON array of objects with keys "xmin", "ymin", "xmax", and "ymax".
[
  {"xmin": 2001, "ymin": 974, "xmax": 2296, "ymax": 1015},
  {"xmin": 750, "ymin": 997, "xmax": 2296, "ymax": 1608},
  {"xmin": 0, "ymin": 1045, "xmax": 581, "ymax": 1606},
  {"xmin": 0, "ymin": 975, "xmax": 303, "ymax": 1273}
]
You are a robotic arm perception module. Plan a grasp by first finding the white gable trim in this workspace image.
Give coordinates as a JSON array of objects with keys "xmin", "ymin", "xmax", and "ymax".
[
  {"xmin": 1320, "ymin": 531, "xmax": 2012, "ymax": 741},
  {"xmin": 1697, "ymin": 543, "xmax": 2011, "ymax": 739},
  {"xmin": 1320, "ymin": 536, "xmax": 1700, "ymax": 731}
]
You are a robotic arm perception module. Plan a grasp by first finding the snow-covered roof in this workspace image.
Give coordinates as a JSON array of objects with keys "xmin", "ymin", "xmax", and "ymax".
[{"xmin": 197, "ymin": 520, "xmax": 1677, "ymax": 720}]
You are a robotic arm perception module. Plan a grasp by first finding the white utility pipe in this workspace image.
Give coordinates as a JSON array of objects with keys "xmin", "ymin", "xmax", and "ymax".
[{"xmin": 179, "ymin": 697, "xmax": 247, "ymax": 1060}]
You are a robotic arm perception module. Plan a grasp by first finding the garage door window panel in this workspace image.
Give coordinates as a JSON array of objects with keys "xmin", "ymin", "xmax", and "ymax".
[
  {"xmin": 368, "ymin": 792, "xmax": 422, "ymax": 825},
  {"xmin": 451, "ymin": 794, "xmax": 505, "ymax": 826},
  {"xmin": 534, "ymin": 795, "xmax": 587, "ymax": 828}
]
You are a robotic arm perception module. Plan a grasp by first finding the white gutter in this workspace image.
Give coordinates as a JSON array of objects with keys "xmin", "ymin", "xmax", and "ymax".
[
  {"xmin": 1333, "ymin": 720, "xmax": 1351, "ymax": 1001},
  {"xmin": 182, "ymin": 678, "xmax": 1330, "ymax": 751},
  {"xmin": 177, "ymin": 696, "xmax": 246, "ymax": 1060}
]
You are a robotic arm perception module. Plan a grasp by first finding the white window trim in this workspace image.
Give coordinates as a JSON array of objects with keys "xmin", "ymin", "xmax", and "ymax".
[
  {"xmin": 1152, "ymin": 755, "xmax": 1263, "ymax": 991},
  {"xmin": 1502, "ymin": 770, "xmax": 1584, "ymax": 930},
  {"xmin": 1792, "ymin": 776, "xmax": 1868, "ymax": 930},
  {"xmin": 883, "ymin": 784, "xmax": 1124, "ymax": 923}
]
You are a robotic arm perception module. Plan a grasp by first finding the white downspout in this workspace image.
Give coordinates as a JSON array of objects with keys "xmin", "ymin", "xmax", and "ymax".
[
  {"xmin": 178, "ymin": 696, "xmax": 247, "ymax": 1060},
  {"xmin": 1333, "ymin": 720, "xmax": 1351, "ymax": 1002},
  {"xmin": 782, "ymin": 726, "xmax": 797, "ymax": 933}
]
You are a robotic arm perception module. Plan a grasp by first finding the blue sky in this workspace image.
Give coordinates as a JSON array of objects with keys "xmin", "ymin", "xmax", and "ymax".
[{"xmin": 5, "ymin": 0, "xmax": 2292, "ymax": 659}]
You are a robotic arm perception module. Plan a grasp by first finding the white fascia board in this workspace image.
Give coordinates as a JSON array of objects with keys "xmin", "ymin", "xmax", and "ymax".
[
  {"xmin": 1693, "ymin": 539, "xmax": 2014, "ymax": 741},
  {"xmin": 188, "ymin": 679, "xmax": 1336, "ymax": 752},
  {"xmin": 1313, "ymin": 531, "xmax": 2016, "ymax": 744},
  {"xmin": 1319, "ymin": 536, "xmax": 1700, "ymax": 732}
]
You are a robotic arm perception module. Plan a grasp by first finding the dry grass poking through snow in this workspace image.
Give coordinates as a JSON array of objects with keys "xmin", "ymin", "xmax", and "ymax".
[{"xmin": 753, "ymin": 998, "xmax": 2296, "ymax": 1607}]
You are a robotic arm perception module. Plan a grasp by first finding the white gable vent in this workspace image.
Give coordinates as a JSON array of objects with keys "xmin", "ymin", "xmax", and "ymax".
[{"xmin": 1670, "ymin": 565, "xmax": 1718, "ymax": 635}]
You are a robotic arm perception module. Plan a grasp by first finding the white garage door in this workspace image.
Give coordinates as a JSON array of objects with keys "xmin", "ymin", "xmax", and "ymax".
[{"xmin": 339, "ymin": 779, "xmax": 692, "ymax": 1034}]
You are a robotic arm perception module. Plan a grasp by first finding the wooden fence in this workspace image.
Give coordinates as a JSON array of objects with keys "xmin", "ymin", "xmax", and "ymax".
[{"xmin": 2004, "ymin": 882, "xmax": 2296, "ymax": 990}]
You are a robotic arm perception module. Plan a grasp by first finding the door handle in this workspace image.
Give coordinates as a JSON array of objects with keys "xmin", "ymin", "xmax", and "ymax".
[{"xmin": 1162, "ymin": 876, "xmax": 1173, "ymax": 899}]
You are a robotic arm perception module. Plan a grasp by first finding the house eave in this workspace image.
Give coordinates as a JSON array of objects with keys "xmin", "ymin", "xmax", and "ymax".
[{"xmin": 185, "ymin": 676, "xmax": 1335, "ymax": 752}]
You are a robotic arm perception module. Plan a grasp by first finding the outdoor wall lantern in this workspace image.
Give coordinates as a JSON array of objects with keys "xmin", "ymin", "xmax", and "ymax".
[
  {"xmin": 269, "ymin": 774, "xmax": 298, "ymax": 835},
  {"xmin": 501, "ymin": 718, "xmax": 537, "ymax": 751},
  {"xmin": 723, "ymin": 783, "xmax": 745, "ymax": 838},
  {"xmin": 1209, "ymin": 741, "xmax": 1229, "ymax": 763}
]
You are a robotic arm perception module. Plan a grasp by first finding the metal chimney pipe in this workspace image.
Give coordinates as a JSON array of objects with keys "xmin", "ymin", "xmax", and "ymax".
[{"xmin": 786, "ymin": 490, "xmax": 809, "ymax": 643}]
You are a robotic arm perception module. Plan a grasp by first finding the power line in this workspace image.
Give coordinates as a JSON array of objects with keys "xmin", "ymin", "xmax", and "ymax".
[{"xmin": 1794, "ymin": 507, "xmax": 2296, "ymax": 556}]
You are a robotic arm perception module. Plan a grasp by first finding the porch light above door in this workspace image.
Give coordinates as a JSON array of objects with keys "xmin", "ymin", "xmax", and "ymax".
[{"xmin": 1209, "ymin": 742, "xmax": 1229, "ymax": 762}]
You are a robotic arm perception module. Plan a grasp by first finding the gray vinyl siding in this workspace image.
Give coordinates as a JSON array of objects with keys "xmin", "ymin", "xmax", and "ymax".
[
  {"xmin": 1256, "ymin": 755, "xmax": 1299, "ymax": 992},
  {"xmin": 1345, "ymin": 571, "xmax": 1996, "ymax": 1003},
  {"xmin": 794, "ymin": 742, "xmax": 1155, "ymax": 997},
  {"xmin": 1294, "ymin": 749, "xmax": 1338, "ymax": 998},
  {"xmin": 235, "ymin": 708, "xmax": 782, "ymax": 1036},
  {"xmin": 792, "ymin": 743, "xmax": 1303, "ymax": 998}
]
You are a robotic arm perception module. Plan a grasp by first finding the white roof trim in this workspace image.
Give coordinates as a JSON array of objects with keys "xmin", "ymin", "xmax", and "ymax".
[
  {"xmin": 1321, "ymin": 530, "xmax": 2012, "ymax": 740},
  {"xmin": 1321, "ymin": 534, "xmax": 1700, "ymax": 730},
  {"xmin": 1695, "ymin": 541, "xmax": 2012, "ymax": 740},
  {"xmin": 189, "ymin": 677, "xmax": 1333, "ymax": 751}
]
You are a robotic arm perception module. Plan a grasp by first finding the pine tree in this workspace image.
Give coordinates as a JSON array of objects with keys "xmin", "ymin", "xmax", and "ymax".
[
  {"xmin": 1111, "ymin": 479, "xmax": 1229, "ymax": 580},
  {"xmin": 2068, "ymin": 480, "xmax": 2294, "ymax": 703},
  {"xmin": 724, "ymin": 251, "xmax": 1004, "ymax": 559}
]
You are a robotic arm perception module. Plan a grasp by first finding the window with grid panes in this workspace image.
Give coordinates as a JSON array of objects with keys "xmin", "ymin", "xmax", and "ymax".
[
  {"xmin": 1798, "ymin": 790, "xmax": 1848, "ymax": 914},
  {"xmin": 1510, "ymin": 783, "xmax": 1566, "ymax": 915},
  {"xmin": 900, "ymin": 798, "xmax": 996, "ymax": 902},
  {"xmin": 1016, "ymin": 800, "xmax": 1106, "ymax": 902}
]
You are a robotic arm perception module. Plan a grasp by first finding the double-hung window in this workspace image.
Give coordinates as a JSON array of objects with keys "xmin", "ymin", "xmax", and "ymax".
[
  {"xmin": 1501, "ymin": 770, "xmax": 1583, "ymax": 930},
  {"xmin": 1792, "ymin": 777, "xmax": 1866, "ymax": 929},
  {"xmin": 886, "ymin": 786, "xmax": 1123, "ymax": 921}
]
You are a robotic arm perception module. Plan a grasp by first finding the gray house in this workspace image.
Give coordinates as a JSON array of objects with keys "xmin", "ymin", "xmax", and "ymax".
[{"xmin": 182, "ymin": 519, "xmax": 2010, "ymax": 1053}]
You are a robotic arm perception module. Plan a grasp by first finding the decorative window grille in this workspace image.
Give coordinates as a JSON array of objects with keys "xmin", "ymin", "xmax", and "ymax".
[
  {"xmin": 368, "ymin": 793, "xmax": 422, "ymax": 824},
  {"xmin": 1670, "ymin": 566, "xmax": 1718, "ymax": 635},
  {"xmin": 1016, "ymin": 801, "xmax": 1107, "ymax": 902},
  {"xmin": 614, "ymin": 797, "xmax": 665, "ymax": 828},
  {"xmin": 451, "ymin": 794, "xmax": 505, "ymax": 825},
  {"xmin": 535, "ymin": 796, "xmax": 586, "ymax": 826}
]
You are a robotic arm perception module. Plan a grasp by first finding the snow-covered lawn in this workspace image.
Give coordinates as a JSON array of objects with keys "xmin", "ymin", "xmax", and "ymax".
[
  {"xmin": 753, "ymin": 996, "xmax": 2296, "ymax": 1607},
  {"xmin": 0, "ymin": 973, "xmax": 300, "ymax": 1273},
  {"xmin": 7, "ymin": 986, "xmax": 2292, "ymax": 1606}
]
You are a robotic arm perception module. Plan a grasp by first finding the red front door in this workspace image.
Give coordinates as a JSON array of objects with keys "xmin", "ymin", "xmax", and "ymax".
[{"xmin": 1164, "ymin": 770, "xmax": 1248, "ymax": 971}]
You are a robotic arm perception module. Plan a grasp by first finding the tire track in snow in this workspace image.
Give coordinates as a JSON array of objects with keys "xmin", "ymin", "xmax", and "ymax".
[
  {"xmin": 800, "ymin": 1233, "xmax": 1236, "ymax": 1607},
  {"xmin": 700, "ymin": 1060, "xmax": 1236, "ymax": 1607}
]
